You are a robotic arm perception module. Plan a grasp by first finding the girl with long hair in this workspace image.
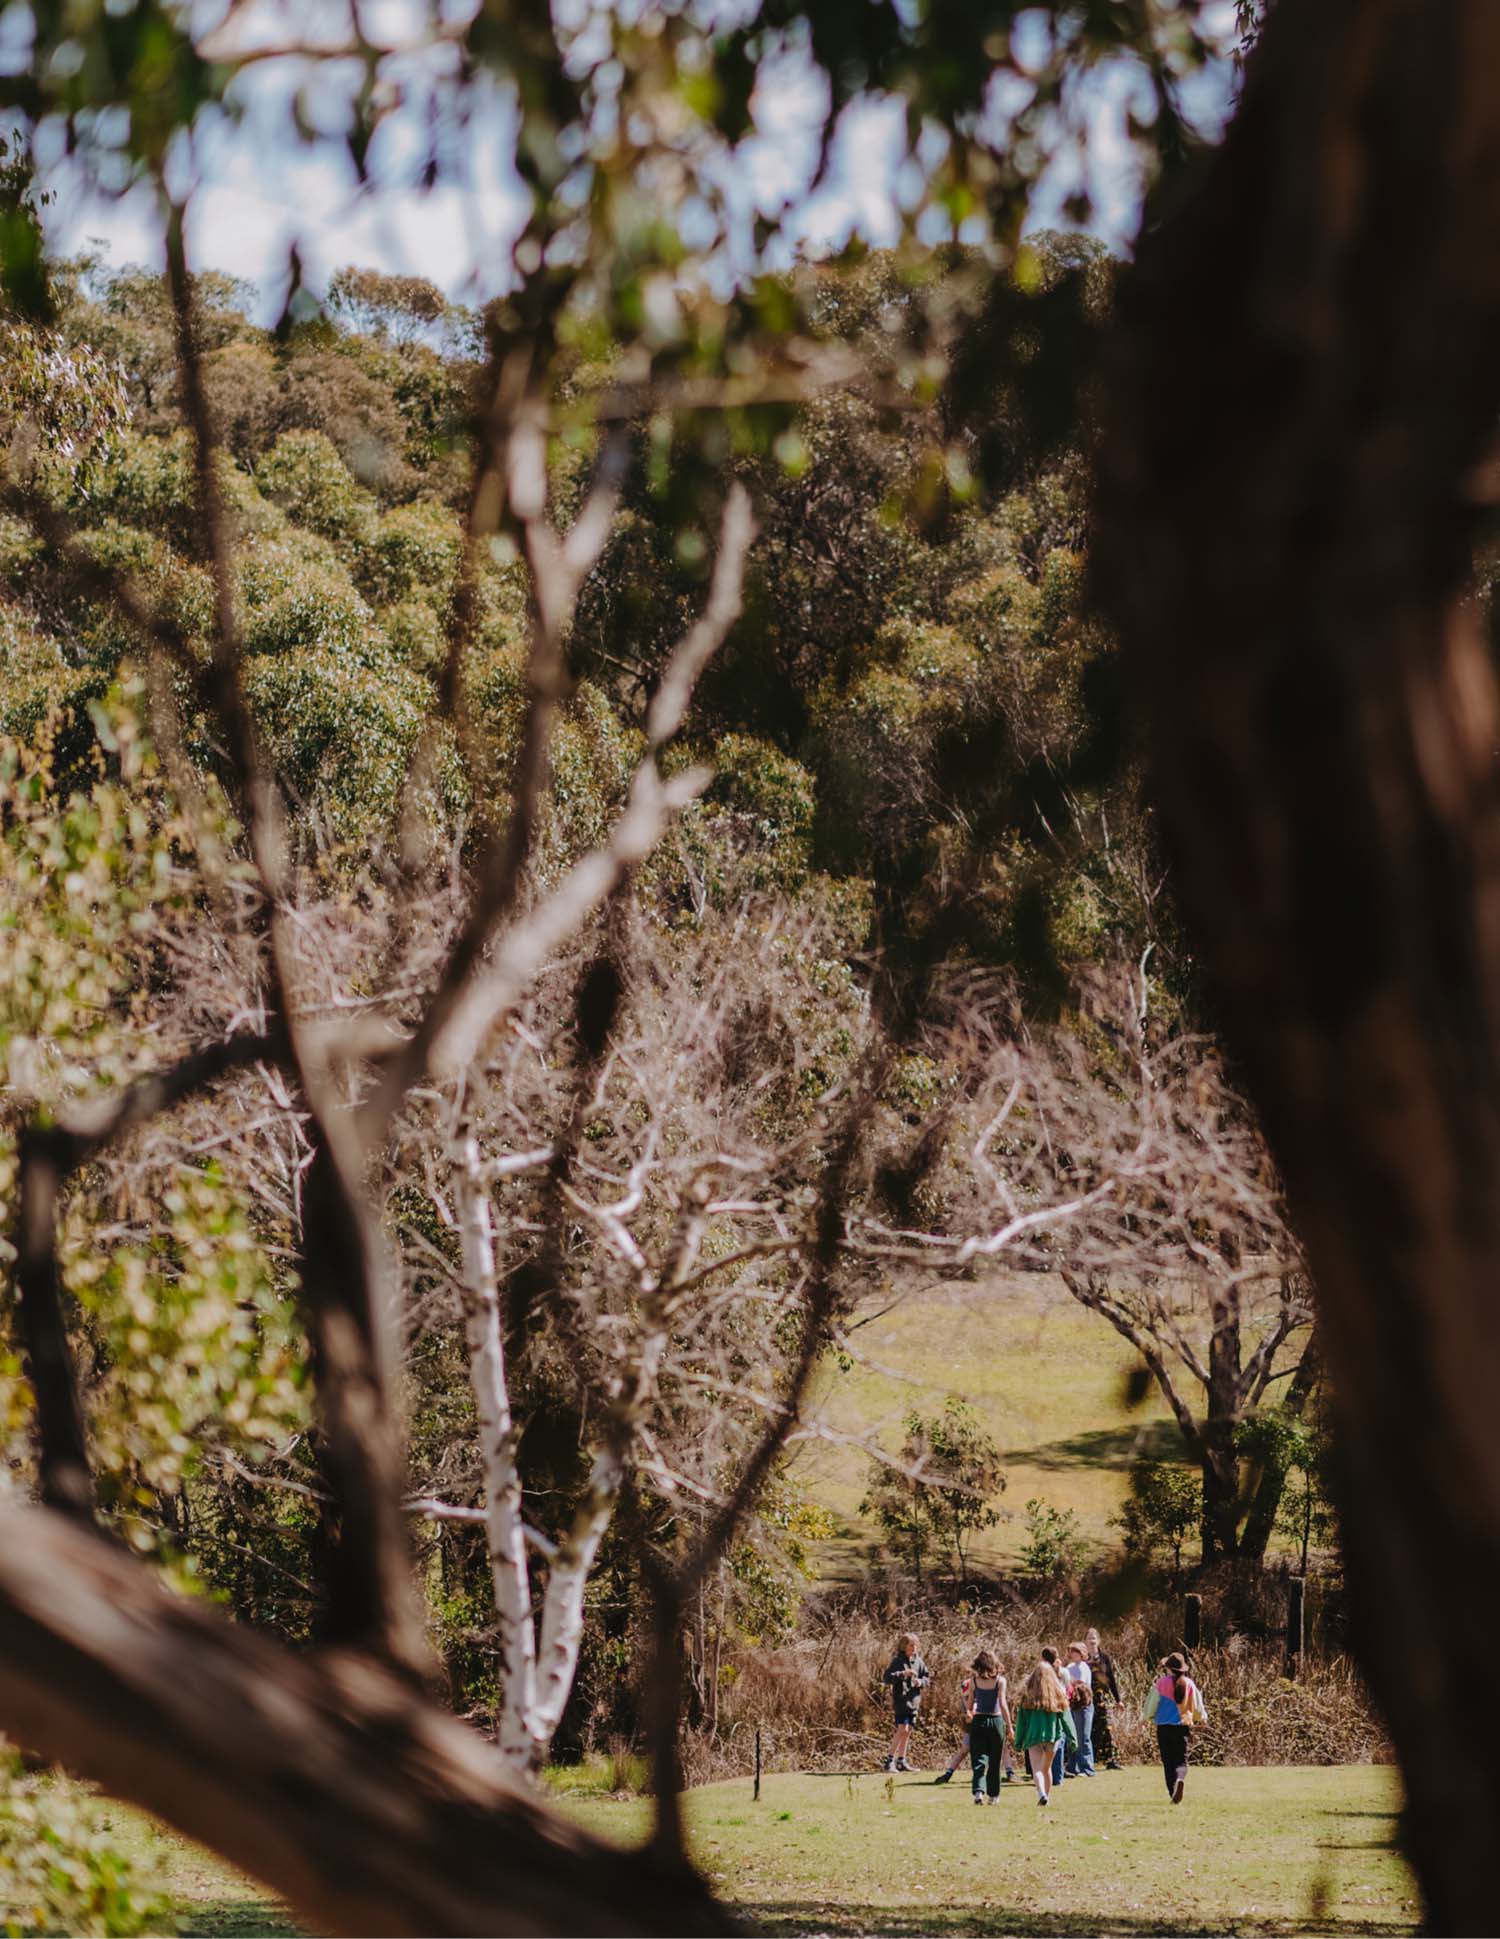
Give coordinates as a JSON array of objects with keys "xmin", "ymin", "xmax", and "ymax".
[{"xmin": 1011, "ymin": 1651, "xmax": 1077, "ymax": 1806}]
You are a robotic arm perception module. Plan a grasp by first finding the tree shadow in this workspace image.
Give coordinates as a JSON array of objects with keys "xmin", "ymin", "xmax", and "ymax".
[
  {"xmin": 1009, "ymin": 1420, "xmax": 1182, "ymax": 1472},
  {"xmin": 743, "ymin": 1902, "xmax": 1413, "ymax": 1937},
  {"xmin": 174, "ymin": 1900, "xmax": 305, "ymax": 1937}
]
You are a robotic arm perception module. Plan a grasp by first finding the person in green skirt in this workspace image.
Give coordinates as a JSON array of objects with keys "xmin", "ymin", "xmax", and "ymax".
[{"xmin": 1011, "ymin": 1653, "xmax": 1076, "ymax": 1807}]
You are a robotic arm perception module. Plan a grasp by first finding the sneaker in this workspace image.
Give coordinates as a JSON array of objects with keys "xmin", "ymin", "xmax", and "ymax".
[
  {"xmin": 895, "ymin": 1759, "xmax": 911, "ymax": 1772},
  {"xmin": 1037, "ymin": 1794, "xmax": 1048, "ymax": 1807},
  {"xmin": 1172, "ymin": 1778, "xmax": 1185, "ymax": 1804},
  {"xmin": 972, "ymin": 1793, "xmax": 984, "ymax": 1805},
  {"xmin": 1002, "ymin": 1770, "xmax": 1013, "ymax": 1783},
  {"xmin": 882, "ymin": 1757, "xmax": 895, "ymax": 1773},
  {"xmin": 933, "ymin": 1769, "xmax": 954, "ymax": 1786},
  {"xmin": 985, "ymin": 1795, "xmax": 998, "ymax": 1805},
  {"xmin": 1106, "ymin": 1761, "xmax": 1122, "ymax": 1771}
]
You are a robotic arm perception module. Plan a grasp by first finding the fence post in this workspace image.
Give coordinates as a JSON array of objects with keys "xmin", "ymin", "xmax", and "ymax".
[
  {"xmin": 1285, "ymin": 1577, "xmax": 1305, "ymax": 1681},
  {"xmin": 754, "ymin": 1726, "xmax": 762, "ymax": 1802},
  {"xmin": 1183, "ymin": 1592, "xmax": 1202, "ymax": 1652}
]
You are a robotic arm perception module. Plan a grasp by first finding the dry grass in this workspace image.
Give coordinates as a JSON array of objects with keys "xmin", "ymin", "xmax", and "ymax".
[{"xmin": 683, "ymin": 1581, "xmax": 1388, "ymax": 1784}]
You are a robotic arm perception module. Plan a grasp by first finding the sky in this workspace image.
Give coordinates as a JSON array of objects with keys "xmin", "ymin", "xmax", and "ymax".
[{"xmin": 20, "ymin": 0, "xmax": 1238, "ymax": 316}]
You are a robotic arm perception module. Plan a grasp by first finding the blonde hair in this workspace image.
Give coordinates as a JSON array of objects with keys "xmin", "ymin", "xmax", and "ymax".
[{"xmin": 1021, "ymin": 1662, "xmax": 1069, "ymax": 1713}]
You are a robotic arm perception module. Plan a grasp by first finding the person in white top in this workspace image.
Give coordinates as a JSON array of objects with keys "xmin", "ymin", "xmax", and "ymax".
[{"xmin": 1064, "ymin": 1641, "xmax": 1096, "ymax": 1776}]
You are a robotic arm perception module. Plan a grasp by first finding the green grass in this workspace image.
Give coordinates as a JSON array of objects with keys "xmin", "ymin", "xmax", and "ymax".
[
  {"xmin": 56, "ymin": 1765, "xmax": 1415, "ymax": 1937},
  {"xmin": 807, "ymin": 1273, "xmax": 1187, "ymax": 1571},
  {"xmin": 563, "ymin": 1765, "xmax": 1417, "ymax": 1936}
]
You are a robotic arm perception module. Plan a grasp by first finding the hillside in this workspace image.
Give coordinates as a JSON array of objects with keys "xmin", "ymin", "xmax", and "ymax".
[{"xmin": 805, "ymin": 1272, "xmax": 1183, "ymax": 1574}]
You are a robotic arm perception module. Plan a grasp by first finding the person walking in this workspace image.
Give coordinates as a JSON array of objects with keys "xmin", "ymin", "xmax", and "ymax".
[
  {"xmin": 1064, "ymin": 1641, "xmax": 1096, "ymax": 1776},
  {"xmin": 1012, "ymin": 1654, "xmax": 1076, "ymax": 1807},
  {"xmin": 933, "ymin": 1671, "xmax": 973, "ymax": 1784},
  {"xmin": 1086, "ymin": 1625, "xmax": 1123, "ymax": 1770},
  {"xmin": 1040, "ymin": 1647, "xmax": 1070, "ymax": 1787},
  {"xmin": 964, "ymin": 1651, "xmax": 1011, "ymax": 1805},
  {"xmin": 881, "ymin": 1631, "xmax": 931, "ymax": 1772},
  {"xmin": 1144, "ymin": 1651, "xmax": 1207, "ymax": 1803}
]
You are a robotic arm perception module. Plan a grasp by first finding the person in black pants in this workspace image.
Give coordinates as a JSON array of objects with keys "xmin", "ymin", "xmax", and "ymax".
[
  {"xmin": 1148, "ymin": 1651, "xmax": 1204, "ymax": 1803},
  {"xmin": 1086, "ymin": 1625, "xmax": 1123, "ymax": 1769},
  {"xmin": 966, "ymin": 1650, "xmax": 1009, "ymax": 1804}
]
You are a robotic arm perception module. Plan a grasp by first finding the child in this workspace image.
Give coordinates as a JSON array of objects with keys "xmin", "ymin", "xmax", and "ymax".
[
  {"xmin": 1144, "ymin": 1650, "xmax": 1207, "ymax": 1803},
  {"xmin": 964, "ymin": 1650, "xmax": 1011, "ymax": 1804},
  {"xmin": 932, "ymin": 1671, "xmax": 972, "ymax": 1784},
  {"xmin": 935, "ymin": 1663, "xmax": 1016, "ymax": 1785},
  {"xmin": 1013, "ymin": 1654, "xmax": 1076, "ymax": 1806},
  {"xmin": 881, "ymin": 1631, "xmax": 931, "ymax": 1772}
]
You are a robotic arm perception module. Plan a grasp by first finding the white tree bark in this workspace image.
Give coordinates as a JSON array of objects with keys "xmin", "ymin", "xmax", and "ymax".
[{"xmin": 456, "ymin": 1141, "xmax": 539, "ymax": 1770}]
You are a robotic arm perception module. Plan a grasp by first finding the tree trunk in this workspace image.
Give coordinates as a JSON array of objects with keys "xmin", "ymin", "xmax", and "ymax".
[
  {"xmin": 1240, "ymin": 1335, "xmax": 1321, "ymax": 1562},
  {"xmin": 0, "ymin": 1503, "xmax": 731, "ymax": 1937},
  {"xmin": 1098, "ymin": 1, "xmax": 1500, "ymax": 1926},
  {"xmin": 1201, "ymin": 1312, "xmax": 1243, "ymax": 1563}
]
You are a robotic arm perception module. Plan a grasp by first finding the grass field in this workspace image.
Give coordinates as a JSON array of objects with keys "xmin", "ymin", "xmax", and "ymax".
[
  {"xmin": 805, "ymin": 1271, "xmax": 1187, "ymax": 1571},
  {"xmin": 62, "ymin": 1764, "xmax": 1416, "ymax": 1937}
]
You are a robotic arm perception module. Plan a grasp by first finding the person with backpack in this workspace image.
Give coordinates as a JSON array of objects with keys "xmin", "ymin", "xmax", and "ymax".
[
  {"xmin": 881, "ymin": 1631, "xmax": 931, "ymax": 1772},
  {"xmin": 1086, "ymin": 1625, "xmax": 1123, "ymax": 1770},
  {"xmin": 1012, "ymin": 1653, "xmax": 1077, "ymax": 1806},
  {"xmin": 1143, "ymin": 1650, "xmax": 1207, "ymax": 1802}
]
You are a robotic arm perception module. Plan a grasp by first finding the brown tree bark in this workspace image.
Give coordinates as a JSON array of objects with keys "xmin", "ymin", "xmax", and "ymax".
[
  {"xmin": 1239, "ymin": 1333, "xmax": 1321, "ymax": 1562},
  {"xmin": 1097, "ymin": 0, "xmax": 1500, "ymax": 1926},
  {"xmin": 0, "ymin": 1502, "xmax": 733, "ymax": 1938}
]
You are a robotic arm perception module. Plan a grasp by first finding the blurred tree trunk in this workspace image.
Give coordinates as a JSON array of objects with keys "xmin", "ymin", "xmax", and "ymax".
[
  {"xmin": 1099, "ymin": 0, "xmax": 1500, "ymax": 1927},
  {"xmin": 0, "ymin": 1503, "xmax": 729, "ymax": 1938}
]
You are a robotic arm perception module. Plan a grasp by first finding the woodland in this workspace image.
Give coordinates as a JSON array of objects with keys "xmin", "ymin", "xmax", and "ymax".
[{"xmin": 2, "ymin": 0, "xmax": 1498, "ymax": 1933}]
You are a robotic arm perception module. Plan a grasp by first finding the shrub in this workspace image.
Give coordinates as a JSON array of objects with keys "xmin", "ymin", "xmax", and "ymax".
[
  {"xmin": 861, "ymin": 1399, "xmax": 1005, "ymax": 1587},
  {"xmin": 237, "ymin": 538, "xmax": 378, "ymax": 664},
  {"xmin": 1116, "ymin": 1458, "xmax": 1202, "ymax": 1575},
  {"xmin": 1, "ymin": 1748, "xmax": 172, "ymax": 1938},
  {"xmin": 357, "ymin": 499, "xmax": 462, "ymax": 604},
  {"xmin": 707, "ymin": 735, "xmax": 816, "ymax": 888},
  {"xmin": 1019, "ymin": 1498, "xmax": 1086, "ymax": 1584},
  {"xmin": 244, "ymin": 647, "xmax": 433, "ymax": 830},
  {"xmin": 255, "ymin": 428, "xmax": 374, "ymax": 543}
]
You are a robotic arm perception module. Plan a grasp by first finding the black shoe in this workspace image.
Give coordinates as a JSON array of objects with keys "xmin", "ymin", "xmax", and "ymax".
[
  {"xmin": 933, "ymin": 1769, "xmax": 954, "ymax": 1785},
  {"xmin": 1106, "ymin": 1760, "xmax": 1121, "ymax": 1771},
  {"xmin": 1172, "ymin": 1778, "xmax": 1185, "ymax": 1804}
]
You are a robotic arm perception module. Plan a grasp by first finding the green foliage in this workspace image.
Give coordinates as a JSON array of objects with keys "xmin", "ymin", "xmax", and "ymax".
[
  {"xmin": 236, "ymin": 537, "xmax": 376, "ymax": 663},
  {"xmin": 243, "ymin": 648, "xmax": 433, "ymax": 828},
  {"xmin": 357, "ymin": 500, "xmax": 462, "ymax": 605},
  {"xmin": 1018, "ymin": 1498, "xmax": 1086, "ymax": 1584},
  {"xmin": 0, "ymin": 1749, "xmax": 172, "ymax": 1937},
  {"xmin": 1236, "ymin": 1410, "xmax": 1338, "ymax": 1572},
  {"xmin": 255, "ymin": 430, "xmax": 374, "ymax": 544},
  {"xmin": 1114, "ymin": 1460, "xmax": 1201, "ymax": 1575},
  {"xmin": 861, "ymin": 1398, "xmax": 1005, "ymax": 1584},
  {"xmin": 706, "ymin": 736, "xmax": 816, "ymax": 889},
  {"xmin": 61, "ymin": 1161, "xmax": 308, "ymax": 1512},
  {"xmin": 728, "ymin": 1477, "xmax": 836, "ymax": 1647}
]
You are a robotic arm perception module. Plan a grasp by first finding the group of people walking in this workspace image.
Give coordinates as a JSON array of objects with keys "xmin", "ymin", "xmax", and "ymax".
[{"xmin": 880, "ymin": 1629, "xmax": 1206, "ymax": 1807}]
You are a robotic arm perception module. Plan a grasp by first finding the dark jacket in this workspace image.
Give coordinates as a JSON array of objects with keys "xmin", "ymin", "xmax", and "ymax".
[
  {"xmin": 1089, "ymin": 1649, "xmax": 1122, "ymax": 1705},
  {"xmin": 883, "ymin": 1651, "xmax": 931, "ymax": 1714}
]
